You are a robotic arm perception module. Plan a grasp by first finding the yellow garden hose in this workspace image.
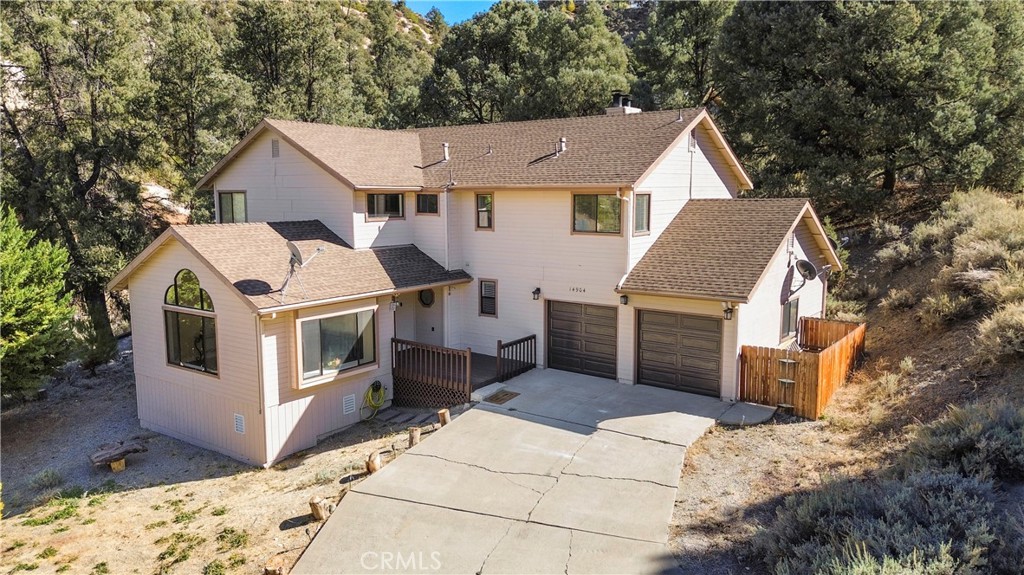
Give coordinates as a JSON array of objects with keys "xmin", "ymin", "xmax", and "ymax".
[{"xmin": 361, "ymin": 380, "xmax": 387, "ymax": 420}]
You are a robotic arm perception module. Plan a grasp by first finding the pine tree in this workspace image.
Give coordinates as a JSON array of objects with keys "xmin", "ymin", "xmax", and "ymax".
[
  {"xmin": 0, "ymin": 205, "xmax": 75, "ymax": 399},
  {"xmin": 420, "ymin": 0, "xmax": 629, "ymax": 125},
  {"xmin": 633, "ymin": 0, "xmax": 735, "ymax": 110},
  {"xmin": 151, "ymin": 1, "xmax": 255, "ymax": 216},
  {"xmin": 2, "ymin": 0, "xmax": 158, "ymax": 356},
  {"xmin": 365, "ymin": 0, "xmax": 429, "ymax": 128},
  {"xmin": 714, "ymin": 1, "xmax": 1010, "ymax": 206}
]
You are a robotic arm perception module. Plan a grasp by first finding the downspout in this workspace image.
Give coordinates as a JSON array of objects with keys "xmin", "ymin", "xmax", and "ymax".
[
  {"xmin": 443, "ymin": 184, "xmax": 452, "ymax": 347},
  {"xmin": 616, "ymin": 186, "xmax": 634, "ymax": 290},
  {"xmin": 688, "ymin": 131, "xmax": 695, "ymax": 200},
  {"xmin": 253, "ymin": 313, "xmax": 267, "ymax": 466}
]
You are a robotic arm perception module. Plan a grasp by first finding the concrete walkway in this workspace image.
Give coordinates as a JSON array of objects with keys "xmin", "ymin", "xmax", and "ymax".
[{"xmin": 292, "ymin": 370, "xmax": 774, "ymax": 574}]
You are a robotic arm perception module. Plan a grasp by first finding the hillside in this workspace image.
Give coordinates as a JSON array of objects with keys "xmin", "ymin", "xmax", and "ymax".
[{"xmin": 670, "ymin": 188, "xmax": 1024, "ymax": 573}]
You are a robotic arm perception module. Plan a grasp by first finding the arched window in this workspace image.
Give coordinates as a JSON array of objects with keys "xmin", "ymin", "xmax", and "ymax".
[{"xmin": 164, "ymin": 269, "xmax": 217, "ymax": 374}]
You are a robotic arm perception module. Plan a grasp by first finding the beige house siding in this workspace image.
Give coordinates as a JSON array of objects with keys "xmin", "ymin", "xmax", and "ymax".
[
  {"xmin": 351, "ymin": 191, "xmax": 415, "ymax": 250},
  {"xmin": 129, "ymin": 240, "xmax": 266, "ymax": 464},
  {"xmin": 738, "ymin": 219, "xmax": 828, "ymax": 350},
  {"xmin": 447, "ymin": 188, "xmax": 627, "ymax": 363},
  {"xmin": 213, "ymin": 131, "xmax": 355, "ymax": 245},
  {"xmin": 260, "ymin": 297, "xmax": 395, "ymax": 464},
  {"xmin": 617, "ymin": 295, "xmax": 741, "ymax": 399},
  {"xmin": 629, "ymin": 123, "xmax": 738, "ymax": 270}
]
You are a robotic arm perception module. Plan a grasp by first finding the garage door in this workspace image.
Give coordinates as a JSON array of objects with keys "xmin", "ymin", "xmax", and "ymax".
[
  {"xmin": 547, "ymin": 301, "xmax": 617, "ymax": 379},
  {"xmin": 637, "ymin": 310, "xmax": 722, "ymax": 396}
]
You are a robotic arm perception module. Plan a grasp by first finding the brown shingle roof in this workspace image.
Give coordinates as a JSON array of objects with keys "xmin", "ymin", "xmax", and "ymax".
[
  {"xmin": 265, "ymin": 119, "xmax": 424, "ymax": 188},
  {"xmin": 412, "ymin": 109, "xmax": 703, "ymax": 188},
  {"xmin": 620, "ymin": 199, "xmax": 811, "ymax": 302},
  {"xmin": 172, "ymin": 221, "xmax": 470, "ymax": 310}
]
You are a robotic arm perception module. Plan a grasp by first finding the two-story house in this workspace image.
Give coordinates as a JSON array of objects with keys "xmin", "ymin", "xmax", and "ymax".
[{"xmin": 108, "ymin": 100, "xmax": 841, "ymax": 466}]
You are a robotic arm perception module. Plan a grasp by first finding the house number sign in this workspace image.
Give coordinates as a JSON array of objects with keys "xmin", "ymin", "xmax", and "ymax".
[{"xmin": 569, "ymin": 287, "xmax": 586, "ymax": 293}]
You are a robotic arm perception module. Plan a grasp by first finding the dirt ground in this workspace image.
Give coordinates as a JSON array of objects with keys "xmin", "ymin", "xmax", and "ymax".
[{"xmin": 0, "ymin": 340, "xmax": 452, "ymax": 574}]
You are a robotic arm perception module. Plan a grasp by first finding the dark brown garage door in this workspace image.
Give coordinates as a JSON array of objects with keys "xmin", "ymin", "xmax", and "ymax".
[
  {"xmin": 547, "ymin": 301, "xmax": 617, "ymax": 379},
  {"xmin": 637, "ymin": 310, "xmax": 722, "ymax": 396}
]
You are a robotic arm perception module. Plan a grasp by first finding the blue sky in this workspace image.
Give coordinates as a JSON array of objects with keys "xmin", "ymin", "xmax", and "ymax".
[{"xmin": 406, "ymin": 1, "xmax": 500, "ymax": 24}]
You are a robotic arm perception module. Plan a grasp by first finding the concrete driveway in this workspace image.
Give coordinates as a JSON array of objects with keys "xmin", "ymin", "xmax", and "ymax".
[{"xmin": 292, "ymin": 369, "xmax": 772, "ymax": 575}]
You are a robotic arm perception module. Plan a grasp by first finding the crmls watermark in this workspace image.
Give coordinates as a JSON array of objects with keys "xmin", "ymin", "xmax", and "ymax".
[{"xmin": 360, "ymin": 551, "xmax": 442, "ymax": 571}]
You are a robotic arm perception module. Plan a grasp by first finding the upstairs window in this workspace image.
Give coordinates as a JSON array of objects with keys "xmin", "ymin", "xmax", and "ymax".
[
  {"xmin": 218, "ymin": 191, "xmax": 246, "ymax": 223},
  {"xmin": 781, "ymin": 297, "xmax": 799, "ymax": 341},
  {"xmin": 416, "ymin": 193, "xmax": 439, "ymax": 215},
  {"xmin": 164, "ymin": 269, "xmax": 217, "ymax": 374},
  {"xmin": 367, "ymin": 193, "xmax": 404, "ymax": 219},
  {"xmin": 634, "ymin": 194, "xmax": 651, "ymax": 234},
  {"xmin": 476, "ymin": 194, "xmax": 493, "ymax": 229},
  {"xmin": 574, "ymin": 194, "xmax": 620, "ymax": 233},
  {"xmin": 300, "ymin": 309, "xmax": 376, "ymax": 381},
  {"xmin": 479, "ymin": 280, "xmax": 497, "ymax": 317}
]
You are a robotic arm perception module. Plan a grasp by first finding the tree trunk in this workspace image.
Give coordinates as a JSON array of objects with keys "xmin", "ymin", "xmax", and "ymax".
[
  {"xmin": 83, "ymin": 280, "xmax": 116, "ymax": 351},
  {"xmin": 882, "ymin": 154, "xmax": 898, "ymax": 193}
]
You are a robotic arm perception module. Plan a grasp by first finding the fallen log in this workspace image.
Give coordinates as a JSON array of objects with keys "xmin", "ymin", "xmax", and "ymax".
[{"xmin": 90, "ymin": 440, "xmax": 147, "ymax": 472}]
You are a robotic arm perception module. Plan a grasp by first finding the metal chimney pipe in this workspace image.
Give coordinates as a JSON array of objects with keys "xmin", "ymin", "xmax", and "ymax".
[{"xmin": 442, "ymin": 142, "xmax": 450, "ymax": 162}]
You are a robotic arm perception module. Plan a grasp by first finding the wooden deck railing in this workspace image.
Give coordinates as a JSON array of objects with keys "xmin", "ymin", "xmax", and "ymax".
[
  {"xmin": 391, "ymin": 338, "xmax": 472, "ymax": 408},
  {"xmin": 740, "ymin": 318, "xmax": 866, "ymax": 419},
  {"xmin": 496, "ymin": 334, "xmax": 537, "ymax": 382}
]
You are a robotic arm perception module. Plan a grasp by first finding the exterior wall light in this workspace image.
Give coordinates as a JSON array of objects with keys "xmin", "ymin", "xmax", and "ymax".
[
  {"xmin": 722, "ymin": 301, "xmax": 735, "ymax": 320},
  {"xmin": 532, "ymin": 287, "xmax": 541, "ymax": 301},
  {"xmin": 620, "ymin": 295, "xmax": 629, "ymax": 305}
]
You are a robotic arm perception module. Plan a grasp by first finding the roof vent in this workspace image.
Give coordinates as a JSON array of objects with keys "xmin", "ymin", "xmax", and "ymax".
[
  {"xmin": 442, "ymin": 142, "xmax": 450, "ymax": 162},
  {"xmin": 556, "ymin": 137, "xmax": 567, "ymax": 156},
  {"xmin": 606, "ymin": 91, "xmax": 641, "ymax": 115}
]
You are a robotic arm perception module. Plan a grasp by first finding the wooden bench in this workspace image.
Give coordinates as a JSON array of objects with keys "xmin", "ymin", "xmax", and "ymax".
[{"xmin": 90, "ymin": 441, "xmax": 147, "ymax": 472}]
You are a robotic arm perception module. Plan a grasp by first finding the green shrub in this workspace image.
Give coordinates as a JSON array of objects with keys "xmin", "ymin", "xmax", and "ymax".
[
  {"xmin": 216, "ymin": 527, "xmax": 249, "ymax": 551},
  {"xmin": 982, "ymin": 263, "xmax": 1024, "ymax": 306},
  {"xmin": 30, "ymin": 470, "xmax": 64, "ymax": 491},
  {"xmin": 202, "ymin": 560, "xmax": 226, "ymax": 575},
  {"xmin": 879, "ymin": 288, "xmax": 917, "ymax": 313},
  {"xmin": 752, "ymin": 471, "xmax": 1022, "ymax": 574},
  {"xmin": 876, "ymin": 241, "xmax": 922, "ymax": 271},
  {"xmin": 0, "ymin": 206, "xmax": 75, "ymax": 399},
  {"xmin": 870, "ymin": 217, "xmax": 903, "ymax": 244},
  {"xmin": 920, "ymin": 294, "xmax": 975, "ymax": 328},
  {"xmin": 899, "ymin": 401, "xmax": 1024, "ymax": 482},
  {"xmin": 976, "ymin": 302, "xmax": 1024, "ymax": 363},
  {"xmin": 827, "ymin": 296, "xmax": 866, "ymax": 323}
]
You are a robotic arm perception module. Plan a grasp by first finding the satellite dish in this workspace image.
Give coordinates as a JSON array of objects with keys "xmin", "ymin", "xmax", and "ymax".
[
  {"xmin": 278, "ymin": 242, "xmax": 326, "ymax": 303},
  {"xmin": 796, "ymin": 259, "xmax": 818, "ymax": 281},
  {"xmin": 286, "ymin": 241, "xmax": 304, "ymax": 266}
]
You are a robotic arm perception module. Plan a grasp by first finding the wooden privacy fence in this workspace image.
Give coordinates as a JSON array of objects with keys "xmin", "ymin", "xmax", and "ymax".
[
  {"xmin": 740, "ymin": 318, "xmax": 866, "ymax": 419},
  {"xmin": 391, "ymin": 338, "xmax": 472, "ymax": 408},
  {"xmin": 496, "ymin": 334, "xmax": 537, "ymax": 382}
]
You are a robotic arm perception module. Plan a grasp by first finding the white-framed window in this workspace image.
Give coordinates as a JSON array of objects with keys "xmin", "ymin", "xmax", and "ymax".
[
  {"xmin": 299, "ymin": 308, "xmax": 377, "ymax": 382},
  {"xmin": 633, "ymin": 193, "xmax": 650, "ymax": 234},
  {"xmin": 479, "ymin": 280, "xmax": 497, "ymax": 317},
  {"xmin": 367, "ymin": 193, "xmax": 404, "ymax": 219},
  {"xmin": 416, "ymin": 193, "xmax": 439, "ymax": 215},
  {"xmin": 573, "ymin": 194, "xmax": 621, "ymax": 233},
  {"xmin": 164, "ymin": 269, "xmax": 218, "ymax": 375},
  {"xmin": 781, "ymin": 297, "xmax": 799, "ymax": 341},
  {"xmin": 218, "ymin": 191, "xmax": 247, "ymax": 223}
]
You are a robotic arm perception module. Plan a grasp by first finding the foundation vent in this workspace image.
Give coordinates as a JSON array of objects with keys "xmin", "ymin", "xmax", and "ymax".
[
  {"xmin": 234, "ymin": 413, "xmax": 245, "ymax": 434},
  {"xmin": 343, "ymin": 394, "xmax": 356, "ymax": 415}
]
